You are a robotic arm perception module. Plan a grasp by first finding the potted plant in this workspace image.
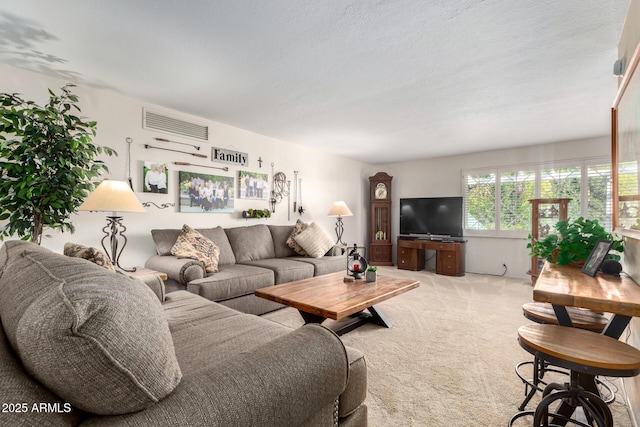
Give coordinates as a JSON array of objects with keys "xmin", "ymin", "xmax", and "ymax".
[
  {"xmin": 0, "ymin": 84, "xmax": 116, "ymax": 244},
  {"xmin": 242, "ymin": 208, "xmax": 271, "ymax": 219},
  {"xmin": 527, "ymin": 217, "xmax": 623, "ymax": 266},
  {"xmin": 365, "ymin": 265, "xmax": 378, "ymax": 282}
]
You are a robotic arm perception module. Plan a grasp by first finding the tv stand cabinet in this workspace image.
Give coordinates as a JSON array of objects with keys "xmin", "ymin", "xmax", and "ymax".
[{"xmin": 397, "ymin": 237, "xmax": 466, "ymax": 276}]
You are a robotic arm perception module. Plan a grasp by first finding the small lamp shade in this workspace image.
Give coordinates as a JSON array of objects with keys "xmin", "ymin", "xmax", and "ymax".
[
  {"xmin": 327, "ymin": 201, "xmax": 353, "ymax": 217},
  {"xmin": 78, "ymin": 180, "xmax": 146, "ymax": 213},
  {"xmin": 77, "ymin": 180, "xmax": 144, "ymax": 272},
  {"xmin": 327, "ymin": 201, "xmax": 352, "ymax": 245}
]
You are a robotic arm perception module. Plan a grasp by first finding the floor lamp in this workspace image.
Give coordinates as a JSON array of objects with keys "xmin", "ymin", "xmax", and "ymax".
[
  {"xmin": 327, "ymin": 201, "xmax": 353, "ymax": 246},
  {"xmin": 78, "ymin": 180, "xmax": 146, "ymax": 272}
]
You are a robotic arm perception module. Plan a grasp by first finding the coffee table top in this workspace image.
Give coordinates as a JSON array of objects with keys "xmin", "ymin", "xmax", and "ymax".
[{"xmin": 255, "ymin": 271, "xmax": 420, "ymax": 320}]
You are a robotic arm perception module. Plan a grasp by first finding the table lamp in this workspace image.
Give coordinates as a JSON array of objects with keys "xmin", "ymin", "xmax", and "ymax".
[
  {"xmin": 327, "ymin": 201, "xmax": 353, "ymax": 245},
  {"xmin": 78, "ymin": 180, "xmax": 146, "ymax": 271}
]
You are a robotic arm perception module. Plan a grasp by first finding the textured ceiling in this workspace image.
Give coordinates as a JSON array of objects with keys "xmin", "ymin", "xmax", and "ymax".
[{"xmin": 0, "ymin": 0, "xmax": 630, "ymax": 164}]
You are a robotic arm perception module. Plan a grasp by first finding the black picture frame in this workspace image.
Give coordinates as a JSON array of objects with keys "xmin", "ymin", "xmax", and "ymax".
[{"xmin": 581, "ymin": 239, "xmax": 613, "ymax": 276}]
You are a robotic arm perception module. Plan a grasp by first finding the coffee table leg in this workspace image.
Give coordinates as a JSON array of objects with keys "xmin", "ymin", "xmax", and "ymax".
[
  {"xmin": 299, "ymin": 311, "xmax": 326, "ymax": 324},
  {"xmin": 298, "ymin": 306, "xmax": 392, "ymax": 336},
  {"xmin": 367, "ymin": 305, "xmax": 392, "ymax": 328}
]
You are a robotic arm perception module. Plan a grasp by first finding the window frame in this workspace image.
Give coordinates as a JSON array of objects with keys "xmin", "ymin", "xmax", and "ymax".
[{"xmin": 462, "ymin": 157, "xmax": 610, "ymax": 238}]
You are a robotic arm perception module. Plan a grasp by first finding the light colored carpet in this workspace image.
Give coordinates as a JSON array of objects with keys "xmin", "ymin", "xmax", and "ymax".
[{"xmin": 263, "ymin": 266, "xmax": 633, "ymax": 426}]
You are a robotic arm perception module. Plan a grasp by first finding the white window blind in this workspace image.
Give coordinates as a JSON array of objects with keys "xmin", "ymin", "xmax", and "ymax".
[{"xmin": 463, "ymin": 158, "xmax": 612, "ymax": 237}]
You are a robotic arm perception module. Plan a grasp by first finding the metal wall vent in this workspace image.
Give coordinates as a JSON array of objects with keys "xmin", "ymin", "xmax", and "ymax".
[{"xmin": 143, "ymin": 108, "xmax": 209, "ymax": 141}]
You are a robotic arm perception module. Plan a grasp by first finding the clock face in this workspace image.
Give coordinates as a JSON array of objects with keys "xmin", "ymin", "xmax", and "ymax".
[{"xmin": 375, "ymin": 182, "xmax": 388, "ymax": 199}]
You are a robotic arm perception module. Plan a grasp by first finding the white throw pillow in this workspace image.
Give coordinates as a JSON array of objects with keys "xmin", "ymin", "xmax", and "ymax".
[{"xmin": 293, "ymin": 222, "xmax": 335, "ymax": 258}]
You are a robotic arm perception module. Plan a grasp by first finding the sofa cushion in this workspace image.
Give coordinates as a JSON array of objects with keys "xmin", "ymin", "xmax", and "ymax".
[
  {"xmin": 293, "ymin": 222, "xmax": 336, "ymax": 258},
  {"xmin": 0, "ymin": 314, "xmax": 82, "ymax": 426},
  {"xmin": 225, "ymin": 224, "xmax": 276, "ymax": 263},
  {"xmin": 63, "ymin": 242, "xmax": 116, "ymax": 272},
  {"xmin": 163, "ymin": 291, "xmax": 292, "ymax": 372},
  {"xmin": 152, "ymin": 227, "xmax": 236, "ymax": 265},
  {"xmin": 286, "ymin": 219, "xmax": 309, "ymax": 256},
  {"xmin": 171, "ymin": 224, "xmax": 221, "ymax": 273},
  {"xmin": 187, "ymin": 264, "xmax": 275, "ymax": 302},
  {"xmin": 268, "ymin": 225, "xmax": 298, "ymax": 258},
  {"xmin": 0, "ymin": 241, "xmax": 182, "ymax": 415},
  {"xmin": 293, "ymin": 254, "xmax": 347, "ymax": 276},
  {"xmin": 197, "ymin": 226, "xmax": 236, "ymax": 265},
  {"xmin": 151, "ymin": 228, "xmax": 183, "ymax": 255},
  {"xmin": 241, "ymin": 258, "xmax": 315, "ymax": 284}
]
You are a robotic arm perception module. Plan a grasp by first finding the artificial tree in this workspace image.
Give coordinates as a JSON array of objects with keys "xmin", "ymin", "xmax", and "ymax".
[{"xmin": 0, "ymin": 84, "xmax": 116, "ymax": 244}]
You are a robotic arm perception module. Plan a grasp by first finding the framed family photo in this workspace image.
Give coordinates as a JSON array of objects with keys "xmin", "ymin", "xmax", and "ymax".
[
  {"xmin": 178, "ymin": 171, "xmax": 235, "ymax": 213},
  {"xmin": 143, "ymin": 161, "xmax": 169, "ymax": 193},
  {"xmin": 238, "ymin": 170, "xmax": 269, "ymax": 200}
]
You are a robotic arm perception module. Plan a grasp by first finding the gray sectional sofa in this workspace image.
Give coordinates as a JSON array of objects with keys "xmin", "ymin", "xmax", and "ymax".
[
  {"xmin": 0, "ymin": 240, "xmax": 367, "ymax": 426},
  {"xmin": 145, "ymin": 224, "xmax": 347, "ymax": 315}
]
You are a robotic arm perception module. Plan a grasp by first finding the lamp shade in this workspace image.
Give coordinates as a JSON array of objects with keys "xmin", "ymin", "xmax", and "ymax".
[
  {"xmin": 78, "ymin": 180, "xmax": 146, "ymax": 213},
  {"xmin": 327, "ymin": 201, "xmax": 353, "ymax": 217}
]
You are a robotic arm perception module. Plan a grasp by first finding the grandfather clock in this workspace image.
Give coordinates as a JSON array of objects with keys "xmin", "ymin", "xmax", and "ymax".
[{"xmin": 369, "ymin": 172, "xmax": 393, "ymax": 266}]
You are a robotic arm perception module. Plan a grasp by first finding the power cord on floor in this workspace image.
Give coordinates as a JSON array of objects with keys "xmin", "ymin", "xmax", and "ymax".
[{"xmin": 467, "ymin": 263, "xmax": 508, "ymax": 277}]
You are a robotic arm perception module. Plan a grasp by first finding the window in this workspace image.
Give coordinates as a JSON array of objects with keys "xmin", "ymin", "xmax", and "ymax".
[
  {"xmin": 463, "ymin": 158, "xmax": 612, "ymax": 236},
  {"xmin": 618, "ymin": 161, "xmax": 639, "ymax": 230},
  {"xmin": 540, "ymin": 165, "xmax": 582, "ymax": 219},
  {"xmin": 465, "ymin": 172, "xmax": 496, "ymax": 230},
  {"xmin": 500, "ymin": 169, "xmax": 536, "ymax": 231}
]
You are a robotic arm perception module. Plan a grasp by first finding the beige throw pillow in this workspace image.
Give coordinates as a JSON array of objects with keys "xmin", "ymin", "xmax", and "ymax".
[
  {"xmin": 63, "ymin": 242, "xmax": 116, "ymax": 272},
  {"xmin": 293, "ymin": 222, "xmax": 335, "ymax": 258},
  {"xmin": 171, "ymin": 224, "xmax": 220, "ymax": 273},
  {"xmin": 286, "ymin": 219, "xmax": 309, "ymax": 256}
]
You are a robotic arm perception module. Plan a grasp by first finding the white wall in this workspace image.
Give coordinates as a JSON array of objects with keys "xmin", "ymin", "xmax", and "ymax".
[
  {"xmin": 1, "ymin": 63, "xmax": 611, "ymax": 278},
  {"xmin": 0, "ymin": 63, "xmax": 369, "ymax": 267},
  {"xmin": 365, "ymin": 136, "xmax": 611, "ymax": 278}
]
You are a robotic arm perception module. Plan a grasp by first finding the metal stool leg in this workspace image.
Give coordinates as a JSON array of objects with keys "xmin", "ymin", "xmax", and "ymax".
[
  {"xmin": 577, "ymin": 391, "xmax": 613, "ymax": 427},
  {"xmin": 515, "ymin": 356, "xmax": 569, "ymax": 410},
  {"xmin": 532, "ymin": 381, "xmax": 613, "ymax": 427}
]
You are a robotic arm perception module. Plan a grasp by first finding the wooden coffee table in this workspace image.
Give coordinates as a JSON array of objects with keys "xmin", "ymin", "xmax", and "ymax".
[{"xmin": 255, "ymin": 271, "xmax": 420, "ymax": 335}]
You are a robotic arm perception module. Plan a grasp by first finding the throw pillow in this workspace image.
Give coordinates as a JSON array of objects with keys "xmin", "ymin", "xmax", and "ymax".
[
  {"xmin": 0, "ymin": 241, "xmax": 182, "ymax": 415},
  {"xmin": 286, "ymin": 219, "xmax": 309, "ymax": 256},
  {"xmin": 63, "ymin": 242, "xmax": 116, "ymax": 272},
  {"xmin": 171, "ymin": 224, "xmax": 220, "ymax": 273},
  {"xmin": 293, "ymin": 222, "xmax": 336, "ymax": 258}
]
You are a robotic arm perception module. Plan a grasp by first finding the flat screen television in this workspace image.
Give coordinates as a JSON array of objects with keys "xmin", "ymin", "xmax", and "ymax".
[{"xmin": 399, "ymin": 197, "xmax": 463, "ymax": 238}]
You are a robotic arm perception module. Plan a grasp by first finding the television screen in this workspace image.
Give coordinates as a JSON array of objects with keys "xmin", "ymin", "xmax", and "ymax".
[{"xmin": 400, "ymin": 197, "xmax": 463, "ymax": 238}]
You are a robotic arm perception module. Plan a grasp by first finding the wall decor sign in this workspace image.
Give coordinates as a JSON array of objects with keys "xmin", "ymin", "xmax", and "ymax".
[
  {"xmin": 143, "ymin": 161, "xmax": 169, "ymax": 194},
  {"xmin": 238, "ymin": 170, "xmax": 269, "ymax": 200},
  {"xmin": 212, "ymin": 147, "xmax": 248, "ymax": 167},
  {"xmin": 178, "ymin": 171, "xmax": 235, "ymax": 213}
]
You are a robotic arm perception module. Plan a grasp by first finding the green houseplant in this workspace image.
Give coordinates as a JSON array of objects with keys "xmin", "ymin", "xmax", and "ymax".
[
  {"xmin": 365, "ymin": 265, "xmax": 377, "ymax": 282},
  {"xmin": 527, "ymin": 217, "xmax": 623, "ymax": 265},
  {"xmin": 0, "ymin": 84, "xmax": 116, "ymax": 244},
  {"xmin": 242, "ymin": 208, "xmax": 271, "ymax": 219}
]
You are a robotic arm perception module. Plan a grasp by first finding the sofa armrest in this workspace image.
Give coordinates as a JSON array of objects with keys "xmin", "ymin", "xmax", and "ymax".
[
  {"xmin": 145, "ymin": 255, "xmax": 206, "ymax": 286},
  {"xmin": 130, "ymin": 273, "xmax": 166, "ymax": 302},
  {"xmin": 82, "ymin": 324, "xmax": 348, "ymax": 427}
]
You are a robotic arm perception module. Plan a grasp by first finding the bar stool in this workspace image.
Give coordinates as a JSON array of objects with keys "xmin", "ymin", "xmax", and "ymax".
[
  {"xmin": 509, "ymin": 324, "xmax": 640, "ymax": 426},
  {"xmin": 515, "ymin": 303, "xmax": 612, "ymax": 411}
]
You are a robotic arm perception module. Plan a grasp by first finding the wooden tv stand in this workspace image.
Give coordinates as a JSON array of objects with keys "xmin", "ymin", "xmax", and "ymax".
[{"xmin": 397, "ymin": 237, "xmax": 466, "ymax": 276}]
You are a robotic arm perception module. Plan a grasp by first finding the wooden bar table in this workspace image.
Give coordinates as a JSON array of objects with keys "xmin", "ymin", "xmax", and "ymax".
[
  {"xmin": 531, "ymin": 262, "xmax": 640, "ymax": 423},
  {"xmin": 533, "ymin": 262, "xmax": 640, "ymax": 339}
]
